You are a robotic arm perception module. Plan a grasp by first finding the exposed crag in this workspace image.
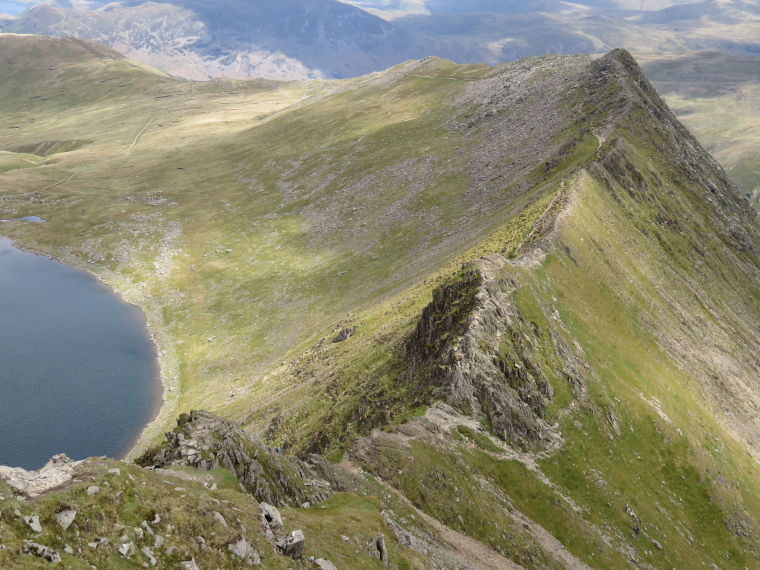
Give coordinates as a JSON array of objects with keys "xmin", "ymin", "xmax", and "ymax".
[
  {"xmin": 138, "ymin": 410, "xmax": 348, "ymax": 508},
  {"xmin": 405, "ymin": 256, "xmax": 586, "ymax": 450}
]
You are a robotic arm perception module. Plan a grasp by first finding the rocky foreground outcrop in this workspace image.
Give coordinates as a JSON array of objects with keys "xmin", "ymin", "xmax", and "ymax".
[
  {"xmin": 0, "ymin": 452, "xmax": 350, "ymax": 568},
  {"xmin": 138, "ymin": 410, "xmax": 350, "ymax": 507},
  {"xmin": 0, "ymin": 453, "xmax": 83, "ymax": 498}
]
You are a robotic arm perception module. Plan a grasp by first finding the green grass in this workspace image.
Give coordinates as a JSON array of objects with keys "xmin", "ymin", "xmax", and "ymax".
[
  {"xmin": 361, "ymin": 438, "xmax": 565, "ymax": 569},
  {"xmin": 281, "ymin": 493, "xmax": 424, "ymax": 569}
]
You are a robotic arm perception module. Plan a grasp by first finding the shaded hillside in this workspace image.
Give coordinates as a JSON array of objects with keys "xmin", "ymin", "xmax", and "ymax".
[{"xmin": 1, "ymin": 35, "xmax": 760, "ymax": 568}]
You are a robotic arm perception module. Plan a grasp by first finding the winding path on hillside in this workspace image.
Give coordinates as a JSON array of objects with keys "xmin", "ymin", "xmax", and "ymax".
[{"xmin": 28, "ymin": 81, "xmax": 196, "ymax": 196}]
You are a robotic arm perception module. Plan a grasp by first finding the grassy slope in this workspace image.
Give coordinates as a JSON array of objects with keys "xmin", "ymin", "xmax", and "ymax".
[{"xmin": 0, "ymin": 460, "xmax": 428, "ymax": 569}]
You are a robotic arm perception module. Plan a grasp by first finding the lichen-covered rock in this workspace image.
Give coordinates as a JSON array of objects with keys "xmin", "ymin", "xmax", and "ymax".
[
  {"xmin": 23, "ymin": 514, "xmax": 42, "ymax": 533},
  {"xmin": 228, "ymin": 537, "xmax": 261, "ymax": 565},
  {"xmin": 22, "ymin": 541, "xmax": 61, "ymax": 563},
  {"xmin": 118, "ymin": 541, "xmax": 136, "ymax": 557},
  {"xmin": 55, "ymin": 509, "xmax": 76, "ymax": 531}
]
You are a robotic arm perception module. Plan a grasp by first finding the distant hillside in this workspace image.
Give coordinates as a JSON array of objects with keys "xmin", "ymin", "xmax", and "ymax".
[
  {"xmin": 642, "ymin": 50, "xmax": 760, "ymax": 211},
  {"xmin": 345, "ymin": 0, "xmax": 705, "ymax": 18}
]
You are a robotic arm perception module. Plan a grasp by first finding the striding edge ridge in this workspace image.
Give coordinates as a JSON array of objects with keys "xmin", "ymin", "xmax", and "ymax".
[
  {"xmin": 399, "ymin": 48, "xmax": 760, "ymax": 453},
  {"xmin": 404, "ymin": 256, "xmax": 587, "ymax": 451}
]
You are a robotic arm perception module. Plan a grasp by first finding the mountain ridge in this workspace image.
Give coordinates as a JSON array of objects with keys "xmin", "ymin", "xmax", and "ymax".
[
  {"xmin": 1, "ymin": 36, "xmax": 760, "ymax": 568},
  {"xmin": 5, "ymin": 0, "xmax": 760, "ymax": 82}
]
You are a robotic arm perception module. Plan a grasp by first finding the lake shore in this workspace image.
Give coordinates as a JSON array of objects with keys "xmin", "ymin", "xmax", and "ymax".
[{"xmin": 0, "ymin": 234, "xmax": 173, "ymax": 463}]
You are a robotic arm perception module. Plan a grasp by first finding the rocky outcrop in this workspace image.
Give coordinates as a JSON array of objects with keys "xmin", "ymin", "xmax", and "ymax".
[
  {"xmin": 0, "ymin": 453, "xmax": 83, "ymax": 498},
  {"xmin": 276, "ymin": 529, "xmax": 305, "ymax": 559},
  {"xmin": 227, "ymin": 537, "xmax": 261, "ymax": 566},
  {"xmin": 405, "ymin": 256, "xmax": 586, "ymax": 449},
  {"xmin": 138, "ymin": 410, "xmax": 347, "ymax": 507}
]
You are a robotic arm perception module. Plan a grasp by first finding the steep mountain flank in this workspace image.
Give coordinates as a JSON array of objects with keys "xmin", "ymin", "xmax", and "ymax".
[
  {"xmin": 640, "ymin": 50, "xmax": 760, "ymax": 212},
  {"xmin": 2, "ymin": 37, "xmax": 760, "ymax": 568}
]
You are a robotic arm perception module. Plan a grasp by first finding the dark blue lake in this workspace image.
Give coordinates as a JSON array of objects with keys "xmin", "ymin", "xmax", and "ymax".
[{"xmin": 0, "ymin": 238, "xmax": 160, "ymax": 470}]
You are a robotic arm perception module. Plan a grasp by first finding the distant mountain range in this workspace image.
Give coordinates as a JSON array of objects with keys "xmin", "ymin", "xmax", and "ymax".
[
  {"xmin": 2, "ymin": 0, "xmax": 760, "ymax": 80},
  {"xmin": 0, "ymin": 0, "xmax": 426, "ymax": 80}
]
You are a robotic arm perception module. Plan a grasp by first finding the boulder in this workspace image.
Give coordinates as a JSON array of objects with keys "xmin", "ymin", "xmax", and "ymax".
[
  {"xmin": 118, "ymin": 542, "xmax": 136, "ymax": 557},
  {"xmin": 228, "ymin": 537, "xmax": 261, "ymax": 565},
  {"xmin": 141, "ymin": 546, "xmax": 157, "ymax": 566},
  {"xmin": 213, "ymin": 511, "xmax": 228, "ymax": 526},
  {"xmin": 56, "ymin": 509, "xmax": 76, "ymax": 531},
  {"xmin": 86, "ymin": 485, "xmax": 99, "ymax": 495},
  {"xmin": 310, "ymin": 557, "xmax": 339, "ymax": 569},
  {"xmin": 180, "ymin": 559, "xmax": 200, "ymax": 570},
  {"xmin": 278, "ymin": 529, "xmax": 305, "ymax": 559},
  {"xmin": 260, "ymin": 502, "xmax": 283, "ymax": 528},
  {"xmin": 23, "ymin": 514, "xmax": 42, "ymax": 533},
  {"xmin": 22, "ymin": 541, "xmax": 61, "ymax": 563},
  {"xmin": 376, "ymin": 533, "xmax": 387, "ymax": 563}
]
